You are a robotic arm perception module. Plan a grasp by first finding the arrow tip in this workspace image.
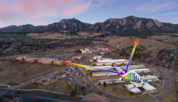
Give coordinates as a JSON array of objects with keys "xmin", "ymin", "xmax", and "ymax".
[
  {"xmin": 65, "ymin": 61, "xmax": 70, "ymax": 65},
  {"xmin": 135, "ymin": 39, "xmax": 139, "ymax": 44}
]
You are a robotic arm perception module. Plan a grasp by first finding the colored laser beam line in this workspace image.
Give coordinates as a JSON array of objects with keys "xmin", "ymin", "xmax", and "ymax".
[
  {"xmin": 64, "ymin": 61, "xmax": 125, "ymax": 75},
  {"xmin": 125, "ymin": 39, "xmax": 139, "ymax": 73},
  {"xmin": 65, "ymin": 39, "xmax": 139, "ymax": 76}
]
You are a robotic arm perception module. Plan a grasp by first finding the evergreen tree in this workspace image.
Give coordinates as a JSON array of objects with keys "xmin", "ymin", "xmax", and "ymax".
[{"xmin": 103, "ymin": 82, "xmax": 106, "ymax": 87}]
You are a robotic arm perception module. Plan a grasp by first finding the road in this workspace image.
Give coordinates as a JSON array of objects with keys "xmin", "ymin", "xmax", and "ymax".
[{"xmin": 171, "ymin": 48, "xmax": 178, "ymax": 70}]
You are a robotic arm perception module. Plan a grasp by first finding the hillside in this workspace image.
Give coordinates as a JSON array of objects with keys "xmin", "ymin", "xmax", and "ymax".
[{"xmin": 0, "ymin": 16, "xmax": 178, "ymax": 35}]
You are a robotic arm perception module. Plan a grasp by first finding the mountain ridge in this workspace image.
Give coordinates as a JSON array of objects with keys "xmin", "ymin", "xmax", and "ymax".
[{"xmin": 0, "ymin": 16, "xmax": 178, "ymax": 33}]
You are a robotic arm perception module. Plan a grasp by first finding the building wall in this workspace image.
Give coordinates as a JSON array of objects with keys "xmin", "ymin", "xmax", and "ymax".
[
  {"xmin": 145, "ymin": 89, "xmax": 156, "ymax": 92},
  {"xmin": 37, "ymin": 59, "xmax": 43, "ymax": 63},
  {"xmin": 92, "ymin": 62, "xmax": 128, "ymax": 66},
  {"xmin": 16, "ymin": 57, "xmax": 23, "ymax": 61},
  {"xmin": 99, "ymin": 81, "xmax": 120, "ymax": 84},
  {"xmin": 134, "ymin": 91, "xmax": 141, "ymax": 94},
  {"xmin": 24, "ymin": 59, "xmax": 37, "ymax": 63},
  {"xmin": 92, "ymin": 73, "xmax": 118, "ymax": 77},
  {"xmin": 53, "ymin": 61, "xmax": 63, "ymax": 65},
  {"xmin": 120, "ymin": 65, "xmax": 145, "ymax": 69},
  {"xmin": 41, "ymin": 60, "xmax": 53, "ymax": 64}
]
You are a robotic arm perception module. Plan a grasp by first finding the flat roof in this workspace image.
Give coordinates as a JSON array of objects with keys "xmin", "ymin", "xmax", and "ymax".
[
  {"xmin": 86, "ymin": 66, "xmax": 115, "ymax": 70},
  {"xmin": 92, "ymin": 72, "xmax": 118, "ymax": 75},
  {"xmin": 129, "ymin": 87, "xmax": 141, "ymax": 92},
  {"xmin": 142, "ymin": 83, "xmax": 156, "ymax": 90},
  {"xmin": 47, "ymin": 76, "xmax": 53, "ymax": 79},
  {"xmin": 141, "ymin": 75, "xmax": 158, "ymax": 80},
  {"xmin": 25, "ymin": 57, "xmax": 38, "ymax": 59},
  {"xmin": 115, "ymin": 67, "xmax": 124, "ymax": 72},
  {"xmin": 99, "ymin": 78, "xmax": 122, "ymax": 82},
  {"xmin": 97, "ymin": 59, "xmax": 128, "ymax": 62},
  {"xmin": 41, "ymin": 58, "xmax": 54, "ymax": 61},
  {"xmin": 129, "ymin": 68, "xmax": 150, "ymax": 72}
]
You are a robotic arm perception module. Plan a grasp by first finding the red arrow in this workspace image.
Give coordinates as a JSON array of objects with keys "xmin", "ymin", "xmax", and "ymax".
[
  {"xmin": 65, "ymin": 61, "xmax": 70, "ymax": 65},
  {"xmin": 135, "ymin": 39, "xmax": 139, "ymax": 44}
]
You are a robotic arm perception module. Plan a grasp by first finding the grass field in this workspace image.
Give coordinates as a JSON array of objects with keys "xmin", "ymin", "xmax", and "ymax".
[
  {"xmin": 27, "ymin": 32, "xmax": 103, "ymax": 39},
  {"xmin": 21, "ymin": 81, "xmax": 75, "ymax": 94},
  {"xmin": 97, "ymin": 83, "xmax": 121, "ymax": 90},
  {"xmin": 107, "ymin": 86, "xmax": 133, "ymax": 97},
  {"xmin": 26, "ymin": 90, "xmax": 82, "ymax": 100},
  {"xmin": 151, "ymin": 82, "xmax": 162, "ymax": 89},
  {"xmin": 0, "ymin": 60, "xmax": 66, "ymax": 84},
  {"xmin": 148, "ymin": 35, "xmax": 178, "ymax": 44},
  {"xmin": 105, "ymin": 36, "xmax": 176, "ymax": 57},
  {"xmin": 158, "ymin": 90, "xmax": 177, "ymax": 102}
]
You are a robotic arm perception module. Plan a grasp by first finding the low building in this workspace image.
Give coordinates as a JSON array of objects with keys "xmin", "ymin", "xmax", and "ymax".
[
  {"xmin": 128, "ymin": 68, "xmax": 151, "ymax": 73},
  {"xmin": 125, "ymin": 84, "xmax": 135, "ymax": 89},
  {"xmin": 85, "ymin": 66, "xmax": 115, "ymax": 71},
  {"xmin": 92, "ymin": 72, "xmax": 118, "ymax": 77},
  {"xmin": 140, "ymin": 75, "xmax": 159, "ymax": 81},
  {"xmin": 91, "ymin": 58, "xmax": 129, "ymax": 66},
  {"xmin": 72, "ymin": 56, "xmax": 83, "ymax": 60},
  {"xmin": 99, "ymin": 79, "xmax": 123, "ymax": 84},
  {"xmin": 90, "ymin": 56, "xmax": 103, "ymax": 62},
  {"xmin": 120, "ymin": 65, "xmax": 145, "ymax": 69},
  {"xmin": 142, "ymin": 83, "xmax": 157, "ymax": 92},
  {"xmin": 147, "ymin": 80, "xmax": 152, "ymax": 83},
  {"xmin": 92, "ymin": 56, "xmax": 102, "ymax": 60},
  {"xmin": 97, "ymin": 48, "xmax": 109, "ymax": 51},
  {"xmin": 24, "ymin": 57, "xmax": 38, "ymax": 63},
  {"xmin": 61, "ymin": 74, "xmax": 66, "ymax": 78},
  {"xmin": 16, "ymin": 56, "xmax": 29, "ymax": 61},
  {"xmin": 41, "ymin": 58, "xmax": 54, "ymax": 64},
  {"xmin": 53, "ymin": 59, "xmax": 64, "ymax": 65},
  {"xmin": 128, "ymin": 87, "xmax": 142, "ymax": 94},
  {"xmin": 80, "ymin": 48, "xmax": 92, "ymax": 53},
  {"xmin": 130, "ymin": 82, "xmax": 143, "ymax": 87},
  {"xmin": 115, "ymin": 67, "xmax": 124, "ymax": 73},
  {"xmin": 47, "ymin": 76, "xmax": 53, "ymax": 82}
]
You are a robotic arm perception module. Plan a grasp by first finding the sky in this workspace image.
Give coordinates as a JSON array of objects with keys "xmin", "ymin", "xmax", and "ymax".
[{"xmin": 0, "ymin": 0, "xmax": 178, "ymax": 28}]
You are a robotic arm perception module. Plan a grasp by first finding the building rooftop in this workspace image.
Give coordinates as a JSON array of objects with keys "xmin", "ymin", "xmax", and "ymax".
[
  {"xmin": 47, "ymin": 76, "xmax": 53, "ymax": 80},
  {"xmin": 41, "ymin": 58, "xmax": 54, "ymax": 61},
  {"xmin": 86, "ymin": 66, "xmax": 115, "ymax": 70},
  {"xmin": 25, "ymin": 57, "xmax": 38, "ymax": 59},
  {"xmin": 125, "ymin": 84, "xmax": 135, "ymax": 89},
  {"xmin": 97, "ymin": 58, "xmax": 129, "ymax": 62},
  {"xmin": 142, "ymin": 83, "xmax": 156, "ymax": 91},
  {"xmin": 92, "ymin": 72, "xmax": 118, "ymax": 76},
  {"xmin": 129, "ymin": 68, "xmax": 150, "ymax": 72},
  {"xmin": 129, "ymin": 87, "xmax": 141, "ymax": 93},
  {"xmin": 99, "ymin": 78, "xmax": 123, "ymax": 82},
  {"xmin": 141, "ymin": 75, "xmax": 158, "ymax": 80}
]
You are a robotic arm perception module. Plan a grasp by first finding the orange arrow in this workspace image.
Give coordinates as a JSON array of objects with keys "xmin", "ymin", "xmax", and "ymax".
[
  {"xmin": 135, "ymin": 38, "xmax": 139, "ymax": 44},
  {"xmin": 65, "ymin": 61, "xmax": 70, "ymax": 65}
]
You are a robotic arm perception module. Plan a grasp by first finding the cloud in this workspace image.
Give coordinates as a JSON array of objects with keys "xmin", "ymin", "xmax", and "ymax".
[
  {"xmin": 0, "ymin": 0, "xmax": 114, "ymax": 27},
  {"xmin": 136, "ymin": 0, "xmax": 178, "ymax": 12},
  {"xmin": 161, "ymin": 12, "xmax": 178, "ymax": 16}
]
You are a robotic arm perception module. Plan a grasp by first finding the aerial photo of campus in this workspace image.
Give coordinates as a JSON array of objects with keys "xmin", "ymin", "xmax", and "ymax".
[{"xmin": 1, "ymin": 0, "xmax": 178, "ymax": 102}]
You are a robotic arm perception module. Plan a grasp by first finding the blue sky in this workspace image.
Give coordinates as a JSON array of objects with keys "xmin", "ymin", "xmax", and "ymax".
[{"xmin": 0, "ymin": 0, "xmax": 178, "ymax": 27}]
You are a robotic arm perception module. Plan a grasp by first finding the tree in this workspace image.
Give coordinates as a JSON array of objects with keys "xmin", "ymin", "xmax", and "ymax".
[
  {"xmin": 103, "ymin": 82, "xmax": 106, "ymax": 87},
  {"xmin": 70, "ymin": 90, "xmax": 76, "ymax": 96},
  {"xmin": 81, "ymin": 86, "xmax": 85, "ymax": 90},
  {"xmin": 98, "ymin": 82, "xmax": 101, "ymax": 85}
]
